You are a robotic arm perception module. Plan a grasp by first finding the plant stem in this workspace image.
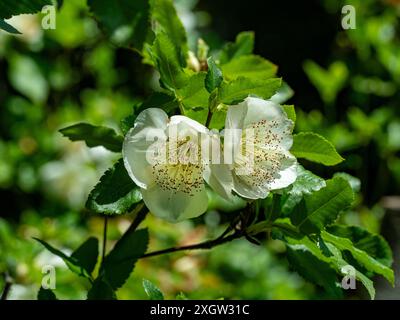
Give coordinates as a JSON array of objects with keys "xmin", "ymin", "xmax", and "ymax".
[
  {"xmin": 205, "ymin": 109, "xmax": 213, "ymax": 128},
  {"xmin": 141, "ymin": 230, "xmax": 242, "ymax": 259},
  {"xmin": 101, "ymin": 216, "xmax": 108, "ymax": 265}
]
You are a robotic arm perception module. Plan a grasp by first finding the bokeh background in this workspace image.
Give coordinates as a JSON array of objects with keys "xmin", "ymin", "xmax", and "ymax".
[{"xmin": 0, "ymin": 0, "xmax": 399, "ymax": 299}]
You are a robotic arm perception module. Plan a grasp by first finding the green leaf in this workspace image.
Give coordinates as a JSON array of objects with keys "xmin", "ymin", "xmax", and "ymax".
[
  {"xmin": 59, "ymin": 123, "xmax": 123, "ymax": 153},
  {"xmin": 143, "ymin": 279, "xmax": 164, "ymax": 300},
  {"xmin": 291, "ymin": 132, "xmax": 344, "ymax": 166},
  {"xmin": 37, "ymin": 287, "xmax": 57, "ymax": 300},
  {"xmin": 86, "ymin": 159, "xmax": 142, "ymax": 215},
  {"xmin": 87, "ymin": 0, "xmax": 152, "ymax": 50},
  {"xmin": 333, "ymin": 172, "xmax": 361, "ymax": 193},
  {"xmin": 282, "ymin": 105, "xmax": 296, "ymax": 124},
  {"xmin": 149, "ymin": 32, "xmax": 189, "ymax": 90},
  {"xmin": 34, "ymin": 238, "xmax": 93, "ymax": 279},
  {"xmin": 205, "ymin": 57, "xmax": 223, "ymax": 93},
  {"xmin": 177, "ymin": 72, "xmax": 209, "ymax": 110},
  {"xmin": 285, "ymin": 236, "xmax": 376, "ymax": 299},
  {"xmin": 327, "ymin": 225, "xmax": 393, "ymax": 267},
  {"xmin": 280, "ymin": 165, "xmax": 326, "ymax": 214},
  {"xmin": 102, "ymin": 228, "xmax": 149, "ymax": 290},
  {"xmin": 87, "ymin": 278, "xmax": 117, "ymax": 300},
  {"xmin": 150, "ymin": 0, "xmax": 188, "ymax": 56},
  {"xmin": 221, "ymin": 55, "xmax": 277, "ymax": 81},
  {"xmin": 219, "ymin": 31, "xmax": 254, "ymax": 64},
  {"xmin": 71, "ymin": 237, "xmax": 99, "ymax": 276},
  {"xmin": 286, "ymin": 246, "xmax": 343, "ymax": 298},
  {"xmin": 218, "ymin": 77, "xmax": 282, "ymax": 105},
  {"xmin": 290, "ymin": 177, "xmax": 354, "ymax": 234},
  {"xmin": 0, "ymin": 19, "xmax": 21, "ymax": 34},
  {"xmin": 322, "ymin": 231, "xmax": 394, "ymax": 285}
]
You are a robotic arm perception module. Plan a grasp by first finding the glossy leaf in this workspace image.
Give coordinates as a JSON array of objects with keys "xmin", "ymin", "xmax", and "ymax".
[
  {"xmin": 291, "ymin": 132, "xmax": 344, "ymax": 166},
  {"xmin": 290, "ymin": 177, "xmax": 354, "ymax": 234},
  {"xmin": 86, "ymin": 159, "xmax": 142, "ymax": 215},
  {"xmin": 280, "ymin": 165, "xmax": 326, "ymax": 214},
  {"xmin": 71, "ymin": 237, "xmax": 99, "ymax": 276},
  {"xmin": 219, "ymin": 31, "xmax": 254, "ymax": 64}
]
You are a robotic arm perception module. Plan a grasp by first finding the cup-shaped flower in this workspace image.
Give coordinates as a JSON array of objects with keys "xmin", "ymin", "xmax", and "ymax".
[
  {"xmin": 224, "ymin": 97, "xmax": 297, "ymax": 199},
  {"xmin": 123, "ymin": 108, "xmax": 232, "ymax": 222}
]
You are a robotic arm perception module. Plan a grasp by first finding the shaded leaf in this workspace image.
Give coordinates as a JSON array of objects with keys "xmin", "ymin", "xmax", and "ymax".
[
  {"xmin": 102, "ymin": 228, "xmax": 149, "ymax": 290},
  {"xmin": 59, "ymin": 123, "xmax": 123, "ymax": 153},
  {"xmin": 86, "ymin": 159, "xmax": 142, "ymax": 215},
  {"xmin": 71, "ymin": 237, "xmax": 99, "ymax": 276},
  {"xmin": 87, "ymin": 278, "xmax": 117, "ymax": 300},
  {"xmin": 37, "ymin": 287, "xmax": 57, "ymax": 300}
]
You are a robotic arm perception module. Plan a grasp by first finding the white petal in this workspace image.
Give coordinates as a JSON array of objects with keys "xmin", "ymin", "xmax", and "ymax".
[
  {"xmin": 232, "ymin": 174, "xmax": 269, "ymax": 199},
  {"xmin": 141, "ymin": 185, "xmax": 208, "ymax": 222},
  {"xmin": 243, "ymin": 97, "xmax": 294, "ymax": 150},
  {"xmin": 265, "ymin": 152, "xmax": 298, "ymax": 190},
  {"xmin": 123, "ymin": 108, "xmax": 168, "ymax": 188},
  {"xmin": 203, "ymin": 163, "xmax": 233, "ymax": 200},
  {"xmin": 170, "ymin": 115, "xmax": 209, "ymax": 134}
]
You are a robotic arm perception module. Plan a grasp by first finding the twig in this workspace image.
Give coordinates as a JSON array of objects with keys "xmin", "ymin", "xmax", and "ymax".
[
  {"xmin": 141, "ymin": 230, "xmax": 243, "ymax": 259},
  {"xmin": 101, "ymin": 216, "xmax": 108, "ymax": 266}
]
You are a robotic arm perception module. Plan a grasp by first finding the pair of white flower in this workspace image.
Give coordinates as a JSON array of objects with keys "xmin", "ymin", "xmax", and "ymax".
[{"xmin": 123, "ymin": 97, "xmax": 297, "ymax": 222}]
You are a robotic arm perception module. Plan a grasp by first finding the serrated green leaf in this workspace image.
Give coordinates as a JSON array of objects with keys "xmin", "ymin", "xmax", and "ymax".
[
  {"xmin": 37, "ymin": 287, "xmax": 57, "ymax": 300},
  {"xmin": 291, "ymin": 177, "xmax": 354, "ymax": 234},
  {"xmin": 87, "ymin": 0, "xmax": 152, "ymax": 50},
  {"xmin": 285, "ymin": 236, "xmax": 376, "ymax": 299},
  {"xmin": 286, "ymin": 246, "xmax": 343, "ymax": 298},
  {"xmin": 71, "ymin": 237, "xmax": 99, "ymax": 276},
  {"xmin": 150, "ymin": 0, "xmax": 188, "ymax": 56},
  {"xmin": 87, "ymin": 278, "xmax": 117, "ymax": 300},
  {"xmin": 291, "ymin": 132, "xmax": 344, "ymax": 166},
  {"xmin": 102, "ymin": 228, "xmax": 149, "ymax": 290},
  {"xmin": 86, "ymin": 159, "xmax": 142, "ymax": 215},
  {"xmin": 143, "ymin": 279, "xmax": 164, "ymax": 300},
  {"xmin": 34, "ymin": 238, "xmax": 93, "ymax": 279},
  {"xmin": 221, "ymin": 55, "xmax": 277, "ymax": 81},
  {"xmin": 219, "ymin": 31, "xmax": 254, "ymax": 64},
  {"xmin": 150, "ymin": 32, "xmax": 189, "ymax": 90},
  {"xmin": 59, "ymin": 123, "xmax": 123, "ymax": 153},
  {"xmin": 327, "ymin": 225, "xmax": 393, "ymax": 267},
  {"xmin": 322, "ymin": 231, "xmax": 394, "ymax": 285},
  {"xmin": 280, "ymin": 165, "xmax": 326, "ymax": 214},
  {"xmin": 218, "ymin": 77, "xmax": 281, "ymax": 105},
  {"xmin": 333, "ymin": 172, "xmax": 361, "ymax": 193},
  {"xmin": 176, "ymin": 72, "xmax": 209, "ymax": 110},
  {"xmin": 205, "ymin": 57, "xmax": 223, "ymax": 93}
]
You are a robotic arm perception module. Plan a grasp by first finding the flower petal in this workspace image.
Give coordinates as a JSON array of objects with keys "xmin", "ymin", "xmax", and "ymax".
[
  {"xmin": 141, "ymin": 185, "xmax": 208, "ymax": 222},
  {"xmin": 123, "ymin": 108, "xmax": 168, "ymax": 188}
]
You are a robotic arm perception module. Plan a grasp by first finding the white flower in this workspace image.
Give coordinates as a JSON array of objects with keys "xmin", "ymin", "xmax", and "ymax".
[
  {"xmin": 123, "ymin": 108, "xmax": 232, "ymax": 222},
  {"xmin": 224, "ymin": 97, "xmax": 297, "ymax": 199}
]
